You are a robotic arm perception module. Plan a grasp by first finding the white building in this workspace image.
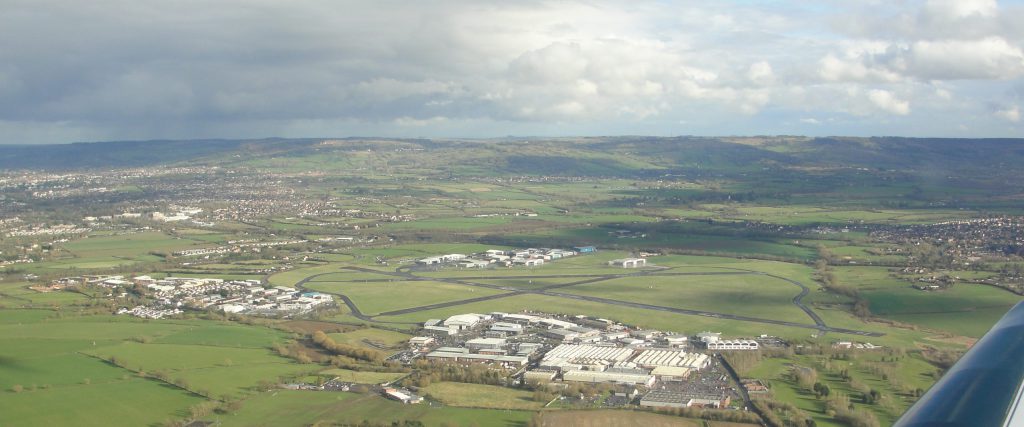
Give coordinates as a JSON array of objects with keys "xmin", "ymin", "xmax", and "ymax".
[
  {"xmin": 608, "ymin": 258, "xmax": 646, "ymax": 268},
  {"xmin": 707, "ymin": 339, "xmax": 759, "ymax": 351},
  {"xmin": 443, "ymin": 313, "xmax": 488, "ymax": 330},
  {"xmin": 562, "ymin": 370, "xmax": 655, "ymax": 387}
]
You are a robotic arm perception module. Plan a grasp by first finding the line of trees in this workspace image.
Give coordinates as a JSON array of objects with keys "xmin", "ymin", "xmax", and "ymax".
[
  {"xmin": 311, "ymin": 330, "xmax": 385, "ymax": 363},
  {"xmin": 815, "ymin": 246, "xmax": 870, "ymax": 318}
]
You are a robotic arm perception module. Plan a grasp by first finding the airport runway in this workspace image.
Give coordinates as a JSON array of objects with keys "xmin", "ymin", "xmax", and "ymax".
[{"xmin": 294, "ymin": 264, "xmax": 884, "ymax": 337}]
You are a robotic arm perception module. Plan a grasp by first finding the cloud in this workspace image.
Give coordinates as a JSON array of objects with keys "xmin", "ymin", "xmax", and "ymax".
[
  {"xmin": 995, "ymin": 105, "xmax": 1021, "ymax": 122},
  {"xmin": 868, "ymin": 89, "xmax": 911, "ymax": 115},
  {"xmin": 0, "ymin": 0, "xmax": 1023, "ymax": 143},
  {"xmin": 747, "ymin": 61, "xmax": 775, "ymax": 86}
]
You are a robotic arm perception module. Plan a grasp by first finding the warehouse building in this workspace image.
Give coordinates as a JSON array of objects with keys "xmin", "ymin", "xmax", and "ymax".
[
  {"xmin": 540, "ymin": 344, "xmax": 636, "ymax": 370},
  {"xmin": 425, "ymin": 350, "xmax": 529, "ymax": 368},
  {"xmin": 650, "ymin": 366, "xmax": 693, "ymax": 381},
  {"xmin": 640, "ymin": 390, "xmax": 730, "ymax": 409},
  {"xmin": 542, "ymin": 328, "xmax": 580, "ymax": 342},
  {"xmin": 444, "ymin": 313, "xmax": 488, "ymax": 330},
  {"xmin": 632, "ymin": 349, "xmax": 710, "ymax": 370},
  {"xmin": 466, "ymin": 337, "xmax": 506, "ymax": 351},
  {"xmin": 489, "ymin": 322, "xmax": 524, "ymax": 335},
  {"xmin": 562, "ymin": 369, "xmax": 655, "ymax": 387},
  {"xmin": 524, "ymin": 370, "xmax": 558, "ymax": 382}
]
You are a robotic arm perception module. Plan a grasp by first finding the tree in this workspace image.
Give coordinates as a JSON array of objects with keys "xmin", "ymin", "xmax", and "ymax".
[{"xmin": 813, "ymin": 382, "xmax": 831, "ymax": 398}]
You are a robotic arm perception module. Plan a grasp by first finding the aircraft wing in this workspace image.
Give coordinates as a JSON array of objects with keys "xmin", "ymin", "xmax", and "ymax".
[{"xmin": 895, "ymin": 301, "xmax": 1024, "ymax": 427}]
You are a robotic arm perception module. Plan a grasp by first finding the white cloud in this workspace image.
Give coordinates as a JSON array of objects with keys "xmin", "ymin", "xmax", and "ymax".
[
  {"xmin": 747, "ymin": 61, "xmax": 774, "ymax": 86},
  {"xmin": 868, "ymin": 89, "xmax": 911, "ymax": 115},
  {"xmin": 995, "ymin": 105, "xmax": 1021, "ymax": 122},
  {"xmin": 923, "ymin": 0, "xmax": 998, "ymax": 21}
]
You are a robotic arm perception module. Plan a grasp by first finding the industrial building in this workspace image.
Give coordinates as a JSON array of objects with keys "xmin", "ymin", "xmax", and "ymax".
[
  {"xmin": 408, "ymin": 336, "xmax": 435, "ymax": 347},
  {"xmin": 523, "ymin": 370, "xmax": 558, "ymax": 382},
  {"xmin": 540, "ymin": 344, "xmax": 636, "ymax": 369},
  {"xmin": 706, "ymin": 339, "xmax": 759, "ymax": 351},
  {"xmin": 416, "ymin": 253, "xmax": 467, "ymax": 265},
  {"xmin": 541, "ymin": 328, "xmax": 580, "ymax": 342},
  {"xmin": 488, "ymin": 322, "xmax": 524, "ymax": 336},
  {"xmin": 650, "ymin": 366, "xmax": 694, "ymax": 381},
  {"xmin": 443, "ymin": 313, "xmax": 489, "ymax": 331},
  {"xmin": 640, "ymin": 390, "xmax": 730, "ymax": 409},
  {"xmin": 632, "ymin": 349, "xmax": 710, "ymax": 370},
  {"xmin": 383, "ymin": 388, "xmax": 424, "ymax": 404},
  {"xmin": 466, "ymin": 337, "xmax": 506, "ymax": 351},
  {"xmin": 424, "ymin": 350, "xmax": 528, "ymax": 367},
  {"xmin": 562, "ymin": 369, "xmax": 655, "ymax": 387}
]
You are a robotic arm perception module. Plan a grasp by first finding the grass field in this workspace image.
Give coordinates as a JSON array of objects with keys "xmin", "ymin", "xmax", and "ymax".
[
  {"xmin": 833, "ymin": 266, "xmax": 1022, "ymax": 337},
  {"xmin": 85, "ymin": 341, "xmax": 311, "ymax": 397},
  {"xmin": 205, "ymin": 390, "xmax": 535, "ymax": 427},
  {"xmin": 318, "ymin": 368, "xmax": 407, "ymax": 384},
  {"xmin": 560, "ymin": 273, "xmax": 814, "ymax": 324},
  {"xmin": 536, "ymin": 410, "xmax": 705, "ymax": 427},
  {"xmin": 326, "ymin": 327, "xmax": 412, "ymax": 352},
  {"xmin": 421, "ymin": 382, "xmax": 544, "ymax": 410},
  {"xmin": 303, "ymin": 280, "xmax": 505, "ymax": 316},
  {"xmin": 373, "ymin": 293, "xmax": 822, "ymax": 341},
  {"xmin": 743, "ymin": 351, "xmax": 939, "ymax": 427},
  {"xmin": 0, "ymin": 377, "xmax": 205, "ymax": 427}
]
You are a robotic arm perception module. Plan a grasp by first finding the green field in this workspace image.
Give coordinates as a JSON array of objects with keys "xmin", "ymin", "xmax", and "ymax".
[
  {"xmin": 204, "ymin": 390, "xmax": 535, "ymax": 427},
  {"xmin": 304, "ymin": 279, "xmax": 505, "ymax": 316},
  {"xmin": 421, "ymin": 381, "xmax": 545, "ymax": 410},
  {"xmin": 0, "ymin": 377, "xmax": 205, "ymax": 427},
  {"xmin": 833, "ymin": 266, "xmax": 1022, "ymax": 337},
  {"xmin": 318, "ymin": 368, "xmax": 407, "ymax": 384},
  {"xmin": 326, "ymin": 327, "xmax": 412, "ymax": 351},
  {"xmin": 561, "ymin": 273, "xmax": 814, "ymax": 324}
]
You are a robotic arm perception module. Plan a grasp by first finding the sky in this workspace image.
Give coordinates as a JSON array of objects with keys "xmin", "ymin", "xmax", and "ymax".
[{"xmin": 2, "ymin": 0, "xmax": 1024, "ymax": 144}]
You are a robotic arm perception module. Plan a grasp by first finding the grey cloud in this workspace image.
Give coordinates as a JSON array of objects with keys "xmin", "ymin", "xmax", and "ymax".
[{"xmin": 0, "ymin": 0, "xmax": 1022, "ymax": 143}]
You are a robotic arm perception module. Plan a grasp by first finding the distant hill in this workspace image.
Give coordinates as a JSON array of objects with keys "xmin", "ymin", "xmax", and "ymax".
[{"xmin": 0, "ymin": 137, "xmax": 1022, "ymax": 181}]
